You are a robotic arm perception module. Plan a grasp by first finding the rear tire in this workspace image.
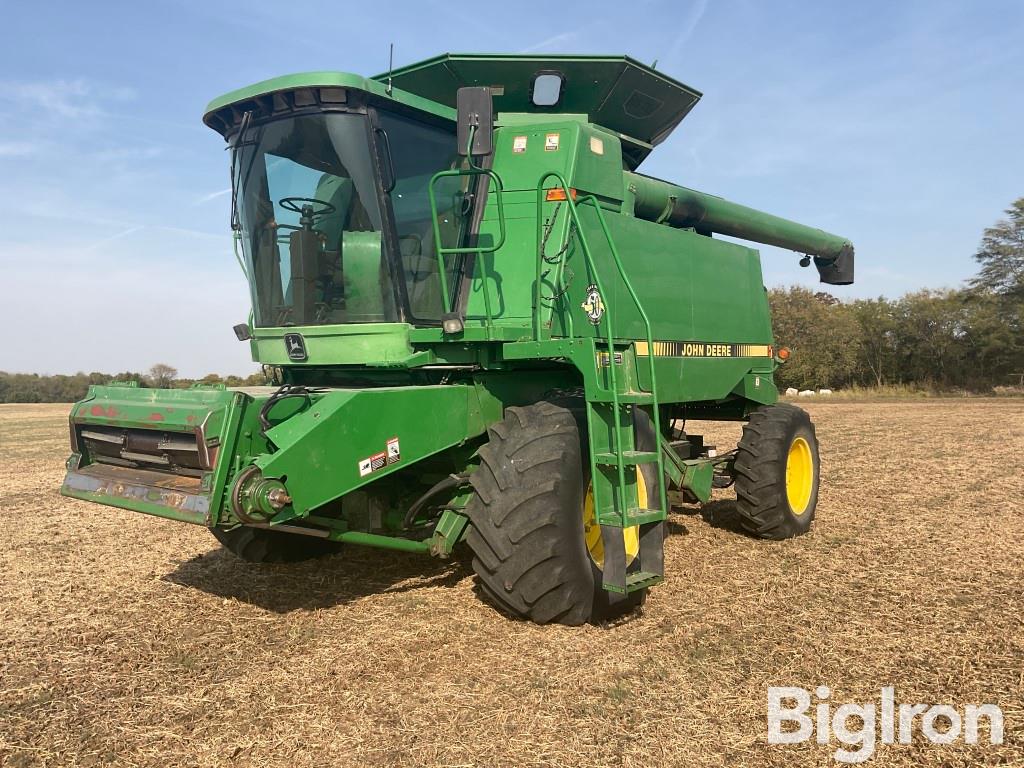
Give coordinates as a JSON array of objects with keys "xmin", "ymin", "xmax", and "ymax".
[
  {"xmin": 733, "ymin": 403, "xmax": 819, "ymax": 539},
  {"xmin": 464, "ymin": 401, "xmax": 650, "ymax": 626},
  {"xmin": 210, "ymin": 526, "xmax": 342, "ymax": 563}
]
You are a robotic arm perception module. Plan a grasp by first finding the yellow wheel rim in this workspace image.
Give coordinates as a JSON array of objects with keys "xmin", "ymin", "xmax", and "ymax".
[
  {"xmin": 786, "ymin": 436, "xmax": 814, "ymax": 515},
  {"xmin": 583, "ymin": 469, "xmax": 645, "ymax": 569}
]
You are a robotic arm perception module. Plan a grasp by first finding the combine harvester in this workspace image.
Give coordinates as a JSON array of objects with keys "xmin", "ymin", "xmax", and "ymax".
[{"xmin": 61, "ymin": 55, "xmax": 854, "ymax": 625}]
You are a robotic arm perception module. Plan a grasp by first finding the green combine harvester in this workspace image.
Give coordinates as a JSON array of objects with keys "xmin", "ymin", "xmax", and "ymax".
[{"xmin": 61, "ymin": 54, "xmax": 853, "ymax": 625}]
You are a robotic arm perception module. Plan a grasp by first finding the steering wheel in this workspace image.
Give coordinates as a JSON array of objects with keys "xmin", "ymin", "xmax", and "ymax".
[{"xmin": 279, "ymin": 197, "xmax": 336, "ymax": 219}]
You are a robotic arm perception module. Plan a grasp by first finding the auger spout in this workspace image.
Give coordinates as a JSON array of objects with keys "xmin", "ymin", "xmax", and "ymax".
[{"xmin": 626, "ymin": 172, "xmax": 854, "ymax": 285}]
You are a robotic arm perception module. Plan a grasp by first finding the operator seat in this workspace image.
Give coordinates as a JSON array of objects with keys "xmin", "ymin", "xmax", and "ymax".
[{"xmin": 310, "ymin": 173, "xmax": 388, "ymax": 322}]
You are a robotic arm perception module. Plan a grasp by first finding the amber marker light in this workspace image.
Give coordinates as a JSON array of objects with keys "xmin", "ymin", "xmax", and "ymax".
[{"xmin": 545, "ymin": 188, "xmax": 577, "ymax": 201}]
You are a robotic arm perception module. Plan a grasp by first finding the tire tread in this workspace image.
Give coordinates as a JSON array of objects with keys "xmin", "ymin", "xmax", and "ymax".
[{"xmin": 733, "ymin": 403, "xmax": 819, "ymax": 540}]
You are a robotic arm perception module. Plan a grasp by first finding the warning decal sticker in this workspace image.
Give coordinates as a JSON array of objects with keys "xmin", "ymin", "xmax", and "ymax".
[
  {"xmin": 544, "ymin": 133, "xmax": 560, "ymax": 151},
  {"xmin": 358, "ymin": 451, "xmax": 388, "ymax": 477},
  {"xmin": 512, "ymin": 135, "xmax": 527, "ymax": 153},
  {"xmin": 358, "ymin": 437, "xmax": 402, "ymax": 477}
]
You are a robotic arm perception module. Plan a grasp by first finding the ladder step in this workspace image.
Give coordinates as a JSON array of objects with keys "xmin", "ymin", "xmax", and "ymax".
[
  {"xmin": 595, "ymin": 451, "xmax": 660, "ymax": 465},
  {"xmin": 598, "ymin": 507, "xmax": 666, "ymax": 527},
  {"xmin": 588, "ymin": 391, "xmax": 655, "ymax": 404},
  {"xmin": 625, "ymin": 571, "xmax": 664, "ymax": 593}
]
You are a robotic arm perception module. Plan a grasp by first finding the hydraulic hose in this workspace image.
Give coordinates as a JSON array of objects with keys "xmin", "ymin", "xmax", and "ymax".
[{"xmin": 402, "ymin": 473, "xmax": 470, "ymax": 529}]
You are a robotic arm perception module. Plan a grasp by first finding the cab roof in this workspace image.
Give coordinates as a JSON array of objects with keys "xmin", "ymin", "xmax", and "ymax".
[
  {"xmin": 202, "ymin": 71, "xmax": 455, "ymax": 139},
  {"xmin": 375, "ymin": 54, "xmax": 702, "ymax": 159},
  {"xmin": 203, "ymin": 54, "xmax": 702, "ymax": 167}
]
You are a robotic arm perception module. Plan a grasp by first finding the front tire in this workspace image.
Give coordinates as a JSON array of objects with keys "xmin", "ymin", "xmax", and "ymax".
[
  {"xmin": 733, "ymin": 403, "xmax": 820, "ymax": 539},
  {"xmin": 464, "ymin": 401, "xmax": 650, "ymax": 625},
  {"xmin": 210, "ymin": 526, "xmax": 343, "ymax": 563}
]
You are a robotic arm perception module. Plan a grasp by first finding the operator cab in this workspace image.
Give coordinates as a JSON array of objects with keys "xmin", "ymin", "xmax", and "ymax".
[
  {"xmin": 204, "ymin": 56, "xmax": 703, "ymax": 338},
  {"xmin": 213, "ymin": 89, "xmax": 470, "ymax": 329}
]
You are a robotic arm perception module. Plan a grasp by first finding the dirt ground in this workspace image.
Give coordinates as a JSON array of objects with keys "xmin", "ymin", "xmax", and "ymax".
[{"xmin": 1, "ymin": 401, "xmax": 1021, "ymax": 767}]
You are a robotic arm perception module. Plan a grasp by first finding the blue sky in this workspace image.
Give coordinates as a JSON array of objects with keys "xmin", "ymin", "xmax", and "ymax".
[{"xmin": 2, "ymin": 0, "xmax": 1022, "ymax": 377}]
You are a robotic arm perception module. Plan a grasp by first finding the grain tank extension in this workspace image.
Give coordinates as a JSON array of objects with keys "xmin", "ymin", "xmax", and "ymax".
[{"xmin": 61, "ymin": 54, "xmax": 853, "ymax": 625}]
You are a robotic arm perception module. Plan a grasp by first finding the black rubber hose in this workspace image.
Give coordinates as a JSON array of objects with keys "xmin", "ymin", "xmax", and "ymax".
[
  {"xmin": 402, "ymin": 473, "xmax": 469, "ymax": 529},
  {"xmin": 258, "ymin": 385, "xmax": 316, "ymax": 441}
]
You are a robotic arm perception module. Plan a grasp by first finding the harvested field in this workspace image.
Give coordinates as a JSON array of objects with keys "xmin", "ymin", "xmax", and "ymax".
[{"xmin": 1, "ymin": 400, "xmax": 1022, "ymax": 767}]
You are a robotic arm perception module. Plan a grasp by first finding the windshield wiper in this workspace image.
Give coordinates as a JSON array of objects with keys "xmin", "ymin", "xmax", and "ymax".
[{"xmin": 228, "ymin": 110, "xmax": 257, "ymax": 231}]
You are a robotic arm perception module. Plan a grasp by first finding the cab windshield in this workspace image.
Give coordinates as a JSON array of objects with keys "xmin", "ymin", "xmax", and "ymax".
[{"xmin": 232, "ymin": 111, "xmax": 465, "ymax": 327}]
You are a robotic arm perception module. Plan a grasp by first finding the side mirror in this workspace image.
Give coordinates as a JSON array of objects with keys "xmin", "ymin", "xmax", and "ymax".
[
  {"xmin": 456, "ymin": 87, "xmax": 493, "ymax": 156},
  {"xmin": 233, "ymin": 323, "xmax": 252, "ymax": 341}
]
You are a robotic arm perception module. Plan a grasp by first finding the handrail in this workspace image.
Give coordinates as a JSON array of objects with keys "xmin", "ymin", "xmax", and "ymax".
[
  {"xmin": 534, "ymin": 171, "xmax": 666, "ymax": 526},
  {"xmin": 427, "ymin": 126, "xmax": 507, "ymax": 328},
  {"xmin": 427, "ymin": 166, "xmax": 506, "ymax": 322},
  {"xmin": 575, "ymin": 194, "xmax": 667, "ymax": 517},
  {"xmin": 535, "ymin": 171, "xmax": 627, "ymax": 517}
]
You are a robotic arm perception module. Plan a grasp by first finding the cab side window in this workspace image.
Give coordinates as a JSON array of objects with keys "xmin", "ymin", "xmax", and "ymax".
[{"xmin": 376, "ymin": 112, "xmax": 466, "ymax": 321}]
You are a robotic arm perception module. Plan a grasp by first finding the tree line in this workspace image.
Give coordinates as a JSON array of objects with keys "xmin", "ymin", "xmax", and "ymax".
[
  {"xmin": 771, "ymin": 198, "xmax": 1023, "ymax": 392},
  {"xmin": 769, "ymin": 286, "xmax": 1022, "ymax": 392},
  {"xmin": 0, "ymin": 367, "xmax": 268, "ymax": 404},
  {"xmin": 4, "ymin": 199, "xmax": 1022, "ymax": 401}
]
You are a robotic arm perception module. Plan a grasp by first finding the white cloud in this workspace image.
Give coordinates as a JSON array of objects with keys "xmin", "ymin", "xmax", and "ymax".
[
  {"xmin": 0, "ymin": 141, "xmax": 40, "ymax": 157},
  {"xmin": 150, "ymin": 225, "xmax": 227, "ymax": 241},
  {"xmin": 0, "ymin": 78, "xmax": 98, "ymax": 118},
  {"xmin": 81, "ymin": 226, "xmax": 145, "ymax": 253},
  {"xmin": 91, "ymin": 146, "xmax": 164, "ymax": 163},
  {"xmin": 193, "ymin": 187, "xmax": 231, "ymax": 205},
  {"xmin": 519, "ymin": 32, "xmax": 579, "ymax": 54},
  {"xmin": 0, "ymin": 78, "xmax": 137, "ymax": 114},
  {"xmin": 660, "ymin": 0, "xmax": 708, "ymax": 65}
]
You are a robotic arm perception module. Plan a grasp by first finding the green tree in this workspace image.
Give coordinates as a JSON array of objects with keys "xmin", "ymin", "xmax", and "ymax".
[
  {"xmin": 967, "ymin": 198, "xmax": 1024, "ymax": 387},
  {"xmin": 961, "ymin": 292, "xmax": 1023, "ymax": 384},
  {"xmin": 893, "ymin": 290, "xmax": 969, "ymax": 387},
  {"xmin": 849, "ymin": 298, "xmax": 898, "ymax": 386},
  {"xmin": 971, "ymin": 197, "xmax": 1024, "ymax": 299},
  {"xmin": 768, "ymin": 287, "xmax": 861, "ymax": 390}
]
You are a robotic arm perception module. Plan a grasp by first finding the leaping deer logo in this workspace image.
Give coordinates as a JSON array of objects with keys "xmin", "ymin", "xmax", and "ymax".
[{"xmin": 284, "ymin": 333, "xmax": 307, "ymax": 360}]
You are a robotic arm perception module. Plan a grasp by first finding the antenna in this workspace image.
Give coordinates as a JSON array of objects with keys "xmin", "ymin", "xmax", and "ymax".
[{"xmin": 386, "ymin": 43, "xmax": 394, "ymax": 95}]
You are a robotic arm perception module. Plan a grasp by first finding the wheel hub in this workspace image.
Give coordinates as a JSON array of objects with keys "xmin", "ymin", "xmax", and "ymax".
[
  {"xmin": 785, "ymin": 436, "xmax": 814, "ymax": 515},
  {"xmin": 583, "ymin": 469, "xmax": 646, "ymax": 568}
]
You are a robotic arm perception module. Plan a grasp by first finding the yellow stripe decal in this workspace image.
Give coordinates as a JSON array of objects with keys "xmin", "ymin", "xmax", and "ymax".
[{"xmin": 634, "ymin": 341, "xmax": 773, "ymax": 358}]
